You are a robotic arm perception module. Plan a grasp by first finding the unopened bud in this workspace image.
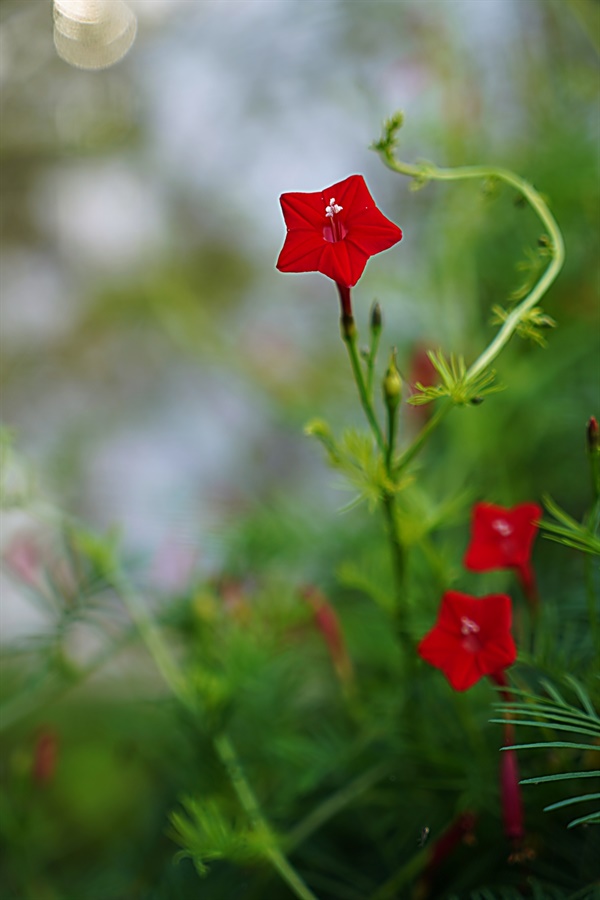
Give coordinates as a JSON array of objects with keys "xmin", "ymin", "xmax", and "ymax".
[
  {"xmin": 383, "ymin": 349, "xmax": 402, "ymax": 410},
  {"xmin": 33, "ymin": 729, "xmax": 58, "ymax": 786},
  {"xmin": 301, "ymin": 586, "xmax": 353, "ymax": 684},
  {"xmin": 587, "ymin": 416, "xmax": 599, "ymax": 454},
  {"xmin": 370, "ymin": 301, "xmax": 382, "ymax": 334}
]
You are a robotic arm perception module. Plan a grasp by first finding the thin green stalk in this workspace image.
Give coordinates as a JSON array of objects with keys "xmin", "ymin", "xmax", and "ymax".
[
  {"xmin": 0, "ymin": 627, "xmax": 138, "ymax": 732},
  {"xmin": 376, "ymin": 146, "xmax": 565, "ymax": 383},
  {"xmin": 341, "ymin": 323, "xmax": 386, "ymax": 455},
  {"xmin": 583, "ymin": 553, "xmax": 599, "ymax": 644},
  {"xmin": 214, "ymin": 734, "xmax": 320, "ymax": 900},
  {"xmin": 385, "ymin": 400, "xmax": 397, "ymax": 473},
  {"xmin": 366, "ymin": 328, "xmax": 381, "ymax": 400},
  {"xmin": 114, "ymin": 572, "xmax": 320, "ymax": 900},
  {"xmin": 341, "ymin": 320, "xmax": 412, "ymax": 647},
  {"xmin": 286, "ymin": 761, "xmax": 393, "ymax": 852},
  {"xmin": 369, "ymin": 846, "xmax": 430, "ymax": 900},
  {"xmin": 395, "ymin": 400, "xmax": 452, "ymax": 474},
  {"xmin": 382, "ymin": 493, "xmax": 408, "ymax": 639},
  {"xmin": 112, "ymin": 571, "xmax": 188, "ymax": 700}
]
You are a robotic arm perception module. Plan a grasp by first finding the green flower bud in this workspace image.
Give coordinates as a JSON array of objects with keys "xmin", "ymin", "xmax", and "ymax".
[
  {"xmin": 383, "ymin": 349, "xmax": 402, "ymax": 410},
  {"xmin": 370, "ymin": 301, "xmax": 382, "ymax": 334}
]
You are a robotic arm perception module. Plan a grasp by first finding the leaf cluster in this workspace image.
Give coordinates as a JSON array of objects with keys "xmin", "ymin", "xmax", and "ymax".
[
  {"xmin": 407, "ymin": 350, "xmax": 504, "ymax": 407},
  {"xmin": 169, "ymin": 797, "xmax": 268, "ymax": 877},
  {"xmin": 304, "ymin": 420, "xmax": 412, "ymax": 509},
  {"xmin": 492, "ymin": 676, "xmax": 600, "ymax": 829},
  {"xmin": 540, "ymin": 495, "xmax": 600, "ymax": 555}
]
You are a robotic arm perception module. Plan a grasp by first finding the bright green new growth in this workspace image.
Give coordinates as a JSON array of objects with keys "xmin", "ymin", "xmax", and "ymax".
[
  {"xmin": 408, "ymin": 350, "xmax": 504, "ymax": 407},
  {"xmin": 372, "ymin": 112, "xmax": 565, "ymax": 383}
]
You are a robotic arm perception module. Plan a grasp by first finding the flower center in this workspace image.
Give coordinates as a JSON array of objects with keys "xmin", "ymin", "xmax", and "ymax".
[
  {"xmin": 323, "ymin": 197, "xmax": 347, "ymax": 243},
  {"xmin": 460, "ymin": 616, "xmax": 482, "ymax": 653},
  {"xmin": 492, "ymin": 518, "xmax": 513, "ymax": 538},
  {"xmin": 460, "ymin": 616, "xmax": 480, "ymax": 636}
]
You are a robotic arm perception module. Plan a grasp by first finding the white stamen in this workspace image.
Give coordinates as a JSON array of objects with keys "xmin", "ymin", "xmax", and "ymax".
[
  {"xmin": 460, "ymin": 616, "xmax": 480, "ymax": 635},
  {"xmin": 492, "ymin": 518, "xmax": 513, "ymax": 537},
  {"xmin": 325, "ymin": 197, "xmax": 343, "ymax": 218}
]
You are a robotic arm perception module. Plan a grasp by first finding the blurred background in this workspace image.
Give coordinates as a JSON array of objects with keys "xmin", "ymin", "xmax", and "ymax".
[
  {"xmin": 0, "ymin": 2, "xmax": 599, "ymax": 896},
  {"xmin": 2, "ymin": 0, "xmax": 597, "ymax": 635}
]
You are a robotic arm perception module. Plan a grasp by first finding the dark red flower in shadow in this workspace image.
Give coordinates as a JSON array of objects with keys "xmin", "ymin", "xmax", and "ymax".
[
  {"xmin": 33, "ymin": 728, "xmax": 59, "ymax": 786},
  {"xmin": 301, "ymin": 586, "xmax": 353, "ymax": 684},
  {"xmin": 417, "ymin": 591, "xmax": 517, "ymax": 692},
  {"xmin": 276, "ymin": 174, "xmax": 402, "ymax": 288}
]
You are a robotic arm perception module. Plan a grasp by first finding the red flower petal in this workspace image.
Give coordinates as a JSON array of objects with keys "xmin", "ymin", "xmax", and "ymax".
[
  {"xmin": 276, "ymin": 230, "xmax": 325, "ymax": 272},
  {"xmin": 346, "ymin": 208, "xmax": 403, "ymax": 255},
  {"xmin": 464, "ymin": 502, "xmax": 541, "ymax": 573},
  {"xmin": 418, "ymin": 591, "xmax": 516, "ymax": 692},
  {"xmin": 279, "ymin": 191, "xmax": 325, "ymax": 230},
  {"xmin": 320, "ymin": 241, "xmax": 369, "ymax": 287},
  {"xmin": 329, "ymin": 174, "xmax": 376, "ymax": 214},
  {"xmin": 276, "ymin": 174, "xmax": 402, "ymax": 288}
]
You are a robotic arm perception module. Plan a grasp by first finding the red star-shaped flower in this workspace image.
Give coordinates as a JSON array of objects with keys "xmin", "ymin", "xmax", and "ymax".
[
  {"xmin": 417, "ymin": 591, "xmax": 517, "ymax": 692},
  {"xmin": 464, "ymin": 502, "xmax": 541, "ymax": 576},
  {"xmin": 276, "ymin": 174, "xmax": 402, "ymax": 288}
]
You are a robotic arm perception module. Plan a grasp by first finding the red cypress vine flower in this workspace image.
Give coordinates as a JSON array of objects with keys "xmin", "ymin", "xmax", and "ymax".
[
  {"xmin": 276, "ymin": 175, "xmax": 402, "ymax": 297},
  {"xmin": 464, "ymin": 502, "xmax": 541, "ymax": 573},
  {"xmin": 417, "ymin": 591, "xmax": 517, "ymax": 692},
  {"xmin": 464, "ymin": 502, "xmax": 541, "ymax": 604}
]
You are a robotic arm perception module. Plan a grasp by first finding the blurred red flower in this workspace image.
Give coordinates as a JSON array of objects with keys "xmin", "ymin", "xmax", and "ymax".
[
  {"xmin": 464, "ymin": 502, "xmax": 541, "ymax": 593},
  {"xmin": 33, "ymin": 728, "xmax": 58, "ymax": 786},
  {"xmin": 417, "ymin": 590, "xmax": 517, "ymax": 692},
  {"xmin": 276, "ymin": 174, "xmax": 402, "ymax": 288},
  {"xmin": 302, "ymin": 586, "xmax": 353, "ymax": 684}
]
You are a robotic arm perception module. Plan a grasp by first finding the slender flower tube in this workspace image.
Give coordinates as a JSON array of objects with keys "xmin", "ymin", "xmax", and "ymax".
[
  {"xmin": 415, "ymin": 811, "xmax": 478, "ymax": 898},
  {"xmin": 491, "ymin": 671, "xmax": 525, "ymax": 846}
]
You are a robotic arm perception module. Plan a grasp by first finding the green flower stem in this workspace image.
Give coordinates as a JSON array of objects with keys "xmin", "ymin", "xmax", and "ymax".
[
  {"xmin": 340, "ymin": 316, "xmax": 410, "ymax": 644},
  {"xmin": 341, "ymin": 317, "xmax": 386, "ymax": 456},
  {"xmin": 0, "ymin": 628, "xmax": 137, "ymax": 733},
  {"xmin": 113, "ymin": 572, "xmax": 320, "ymax": 900},
  {"xmin": 385, "ymin": 401, "xmax": 397, "ymax": 473},
  {"xmin": 366, "ymin": 329, "xmax": 381, "ymax": 400},
  {"xmin": 285, "ymin": 761, "xmax": 393, "ymax": 852},
  {"xmin": 395, "ymin": 400, "xmax": 452, "ymax": 475},
  {"xmin": 375, "ymin": 148, "xmax": 565, "ymax": 383},
  {"xmin": 214, "ymin": 734, "xmax": 320, "ymax": 900},
  {"xmin": 583, "ymin": 553, "xmax": 599, "ymax": 643},
  {"xmin": 382, "ymin": 493, "xmax": 410, "ymax": 647},
  {"xmin": 112, "ymin": 570, "xmax": 188, "ymax": 700}
]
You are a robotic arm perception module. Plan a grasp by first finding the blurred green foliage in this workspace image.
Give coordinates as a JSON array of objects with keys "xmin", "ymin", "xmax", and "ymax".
[{"xmin": 1, "ymin": 0, "xmax": 599, "ymax": 898}]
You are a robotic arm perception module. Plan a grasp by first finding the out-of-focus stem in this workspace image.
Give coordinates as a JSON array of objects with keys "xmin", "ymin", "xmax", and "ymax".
[
  {"xmin": 395, "ymin": 400, "xmax": 452, "ymax": 474},
  {"xmin": 366, "ymin": 328, "xmax": 381, "ymax": 400},
  {"xmin": 286, "ymin": 761, "xmax": 393, "ymax": 852},
  {"xmin": 381, "ymin": 492, "xmax": 409, "ymax": 650},
  {"xmin": 114, "ymin": 571, "xmax": 320, "ymax": 900},
  {"xmin": 214, "ymin": 734, "xmax": 320, "ymax": 900},
  {"xmin": 584, "ymin": 553, "xmax": 599, "ymax": 644}
]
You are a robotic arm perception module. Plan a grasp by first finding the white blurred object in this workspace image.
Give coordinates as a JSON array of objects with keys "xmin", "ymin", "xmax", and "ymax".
[{"xmin": 53, "ymin": 0, "xmax": 137, "ymax": 70}]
